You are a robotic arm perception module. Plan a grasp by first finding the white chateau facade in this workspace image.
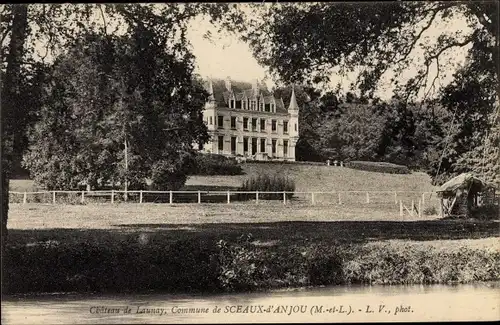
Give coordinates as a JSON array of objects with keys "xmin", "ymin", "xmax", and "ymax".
[{"xmin": 200, "ymin": 77, "xmax": 299, "ymax": 161}]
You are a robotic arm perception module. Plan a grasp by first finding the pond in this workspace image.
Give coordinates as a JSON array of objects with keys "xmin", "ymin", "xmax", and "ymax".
[{"xmin": 2, "ymin": 283, "xmax": 499, "ymax": 324}]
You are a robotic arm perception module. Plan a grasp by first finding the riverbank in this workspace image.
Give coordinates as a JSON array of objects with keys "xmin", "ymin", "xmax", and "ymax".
[{"xmin": 3, "ymin": 222, "xmax": 499, "ymax": 294}]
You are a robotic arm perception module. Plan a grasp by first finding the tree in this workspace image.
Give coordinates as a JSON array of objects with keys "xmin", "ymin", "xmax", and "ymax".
[
  {"xmin": 236, "ymin": 2, "xmax": 498, "ymax": 182},
  {"xmin": 0, "ymin": 3, "xmax": 244, "ymax": 242},
  {"xmin": 1, "ymin": 4, "xmax": 29, "ymax": 247},
  {"xmin": 23, "ymin": 27, "xmax": 209, "ymax": 191}
]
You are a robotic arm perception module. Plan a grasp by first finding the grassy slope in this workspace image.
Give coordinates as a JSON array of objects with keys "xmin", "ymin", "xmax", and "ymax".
[
  {"xmin": 10, "ymin": 163, "xmax": 437, "ymax": 193},
  {"xmin": 185, "ymin": 163, "xmax": 436, "ymax": 192}
]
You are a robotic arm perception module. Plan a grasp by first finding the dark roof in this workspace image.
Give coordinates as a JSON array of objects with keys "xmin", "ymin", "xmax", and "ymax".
[
  {"xmin": 437, "ymin": 173, "xmax": 496, "ymax": 196},
  {"xmin": 204, "ymin": 78, "xmax": 289, "ymax": 113}
]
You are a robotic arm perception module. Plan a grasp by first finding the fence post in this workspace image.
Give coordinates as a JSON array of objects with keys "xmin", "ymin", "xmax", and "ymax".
[
  {"xmin": 169, "ymin": 191, "xmax": 173, "ymax": 205},
  {"xmin": 81, "ymin": 191, "xmax": 85, "ymax": 204},
  {"xmin": 139, "ymin": 190, "xmax": 143, "ymax": 204},
  {"xmin": 227, "ymin": 191, "xmax": 230, "ymax": 204},
  {"xmin": 418, "ymin": 199, "xmax": 422, "ymax": 218},
  {"xmin": 256, "ymin": 191, "xmax": 259, "ymax": 204},
  {"xmin": 23, "ymin": 192, "xmax": 27, "ymax": 204},
  {"xmin": 111, "ymin": 190, "xmax": 115, "ymax": 204},
  {"xmin": 338, "ymin": 192, "xmax": 342, "ymax": 205},
  {"xmin": 400, "ymin": 200, "xmax": 403, "ymax": 218},
  {"xmin": 394, "ymin": 192, "xmax": 398, "ymax": 205},
  {"xmin": 311, "ymin": 192, "xmax": 315, "ymax": 205},
  {"xmin": 366, "ymin": 192, "xmax": 370, "ymax": 204},
  {"xmin": 411, "ymin": 200, "xmax": 415, "ymax": 216},
  {"xmin": 198, "ymin": 191, "xmax": 201, "ymax": 204},
  {"xmin": 283, "ymin": 191, "xmax": 286, "ymax": 205},
  {"xmin": 52, "ymin": 191, "xmax": 56, "ymax": 204}
]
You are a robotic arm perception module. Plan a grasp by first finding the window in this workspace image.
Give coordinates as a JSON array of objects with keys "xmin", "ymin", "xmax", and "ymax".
[
  {"xmin": 231, "ymin": 136, "xmax": 237, "ymax": 154},
  {"xmin": 251, "ymin": 138, "xmax": 258, "ymax": 154},
  {"xmin": 271, "ymin": 120, "xmax": 277, "ymax": 132},
  {"xmin": 283, "ymin": 121, "xmax": 288, "ymax": 133},
  {"xmin": 260, "ymin": 102, "xmax": 264, "ymax": 111},
  {"xmin": 271, "ymin": 103, "xmax": 275, "ymax": 112},
  {"xmin": 218, "ymin": 115, "xmax": 224, "ymax": 129},
  {"xmin": 252, "ymin": 118, "xmax": 257, "ymax": 131},
  {"xmin": 230, "ymin": 99, "xmax": 235, "ymax": 109},
  {"xmin": 236, "ymin": 100, "xmax": 241, "ymax": 109},
  {"xmin": 243, "ymin": 117, "xmax": 249, "ymax": 130},
  {"xmin": 265, "ymin": 104, "xmax": 270, "ymax": 112},
  {"xmin": 283, "ymin": 140, "xmax": 288, "ymax": 157},
  {"xmin": 242, "ymin": 100, "xmax": 247, "ymax": 110},
  {"xmin": 260, "ymin": 119, "xmax": 266, "ymax": 132},
  {"xmin": 260, "ymin": 138, "xmax": 266, "ymax": 153},
  {"xmin": 231, "ymin": 116, "xmax": 236, "ymax": 129},
  {"xmin": 209, "ymin": 116, "xmax": 213, "ymax": 125},
  {"xmin": 218, "ymin": 136, "xmax": 224, "ymax": 151},
  {"xmin": 272, "ymin": 139, "xmax": 277, "ymax": 154},
  {"xmin": 251, "ymin": 101, "xmax": 256, "ymax": 110},
  {"xmin": 243, "ymin": 137, "xmax": 249, "ymax": 153}
]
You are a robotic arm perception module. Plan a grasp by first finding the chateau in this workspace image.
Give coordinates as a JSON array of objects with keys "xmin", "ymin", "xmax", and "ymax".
[{"xmin": 200, "ymin": 77, "xmax": 299, "ymax": 161}]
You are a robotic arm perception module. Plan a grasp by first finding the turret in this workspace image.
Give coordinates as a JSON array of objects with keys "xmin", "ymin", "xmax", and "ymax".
[
  {"xmin": 205, "ymin": 78, "xmax": 216, "ymax": 109},
  {"xmin": 288, "ymin": 85, "xmax": 300, "ymax": 139},
  {"xmin": 288, "ymin": 86, "xmax": 299, "ymax": 112}
]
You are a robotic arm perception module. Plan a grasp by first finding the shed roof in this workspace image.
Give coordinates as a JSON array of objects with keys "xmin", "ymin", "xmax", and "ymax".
[{"xmin": 437, "ymin": 173, "xmax": 496, "ymax": 195}]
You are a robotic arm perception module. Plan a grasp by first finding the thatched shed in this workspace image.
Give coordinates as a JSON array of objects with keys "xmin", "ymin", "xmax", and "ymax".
[{"xmin": 436, "ymin": 173, "xmax": 498, "ymax": 218}]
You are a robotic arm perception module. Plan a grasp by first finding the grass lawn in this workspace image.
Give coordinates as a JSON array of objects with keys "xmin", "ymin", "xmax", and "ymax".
[
  {"xmin": 5, "ymin": 163, "xmax": 498, "ymax": 294},
  {"xmin": 9, "ymin": 162, "xmax": 438, "ymax": 193}
]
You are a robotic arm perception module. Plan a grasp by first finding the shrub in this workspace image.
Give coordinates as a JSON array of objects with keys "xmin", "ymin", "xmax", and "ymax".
[
  {"xmin": 238, "ymin": 174, "xmax": 295, "ymax": 200},
  {"xmin": 346, "ymin": 161, "xmax": 410, "ymax": 174},
  {"xmin": 190, "ymin": 153, "xmax": 243, "ymax": 175},
  {"xmin": 423, "ymin": 206, "xmax": 438, "ymax": 216}
]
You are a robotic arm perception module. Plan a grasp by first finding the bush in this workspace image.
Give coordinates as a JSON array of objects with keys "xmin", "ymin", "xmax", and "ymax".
[
  {"xmin": 190, "ymin": 153, "xmax": 243, "ymax": 175},
  {"xmin": 150, "ymin": 160, "xmax": 187, "ymax": 191},
  {"xmin": 423, "ymin": 206, "xmax": 438, "ymax": 216},
  {"xmin": 346, "ymin": 161, "xmax": 410, "ymax": 174},
  {"xmin": 238, "ymin": 174, "xmax": 295, "ymax": 200}
]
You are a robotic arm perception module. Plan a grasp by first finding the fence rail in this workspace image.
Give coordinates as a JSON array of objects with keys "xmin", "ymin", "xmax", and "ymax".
[{"xmin": 9, "ymin": 189, "xmax": 441, "ymax": 211}]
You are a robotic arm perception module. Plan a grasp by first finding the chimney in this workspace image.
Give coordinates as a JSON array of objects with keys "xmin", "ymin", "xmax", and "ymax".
[
  {"xmin": 252, "ymin": 78, "xmax": 259, "ymax": 95},
  {"xmin": 225, "ymin": 76, "xmax": 232, "ymax": 92}
]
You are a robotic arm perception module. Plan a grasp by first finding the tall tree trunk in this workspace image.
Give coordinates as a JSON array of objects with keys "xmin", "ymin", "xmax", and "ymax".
[{"xmin": 1, "ymin": 4, "xmax": 29, "ymax": 250}]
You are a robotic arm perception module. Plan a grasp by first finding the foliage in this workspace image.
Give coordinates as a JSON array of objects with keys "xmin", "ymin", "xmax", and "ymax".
[
  {"xmin": 234, "ymin": 1, "xmax": 498, "ymax": 185},
  {"xmin": 346, "ymin": 161, "xmax": 410, "ymax": 174},
  {"xmin": 423, "ymin": 206, "xmax": 438, "ymax": 216},
  {"xmin": 21, "ymin": 29, "xmax": 208, "ymax": 190},
  {"xmin": 239, "ymin": 174, "xmax": 295, "ymax": 200},
  {"xmin": 4, "ymin": 235, "xmax": 499, "ymax": 294},
  {"xmin": 190, "ymin": 153, "xmax": 243, "ymax": 176},
  {"xmin": 0, "ymin": 2, "xmax": 243, "ymax": 243}
]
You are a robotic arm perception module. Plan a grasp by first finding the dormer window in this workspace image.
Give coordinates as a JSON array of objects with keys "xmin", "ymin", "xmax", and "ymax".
[
  {"xmin": 260, "ymin": 102, "xmax": 264, "ymax": 111},
  {"xmin": 271, "ymin": 103, "xmax": 275, "ymax": 112},
  {"xmin": 251, "ymin": 100, "xmax": 256, "ymax": 110},
  {"xmin": 230, "ymin": 98, "xmax": 235, "ymax": 109},
  {"xmin": 242, "ymin": 100, "xmax": 247, "ymax": 110}
]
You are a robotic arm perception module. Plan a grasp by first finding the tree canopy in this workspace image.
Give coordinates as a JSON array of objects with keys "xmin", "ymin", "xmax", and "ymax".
[{"xmin": 235, "ymin": 1, "xmax": 499, "ymax": 185}]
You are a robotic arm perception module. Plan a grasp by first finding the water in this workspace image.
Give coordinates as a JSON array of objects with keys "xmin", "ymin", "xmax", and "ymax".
[{"xmin": 3, "ymin": 283, "xmax": 499, "ymax": 324}]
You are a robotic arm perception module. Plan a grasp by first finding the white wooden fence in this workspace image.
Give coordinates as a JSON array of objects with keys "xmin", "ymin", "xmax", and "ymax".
[{"xmin": 9, "ymin": 190, "xmax": 440, "ymax": 214}]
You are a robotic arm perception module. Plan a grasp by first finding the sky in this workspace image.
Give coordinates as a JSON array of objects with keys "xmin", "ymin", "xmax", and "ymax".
[
  {"xmin": 24, "ymin": 3, "xmax": 472, "ymax": 101},
  {"xmin": 185, "ymin": 4, "xmax": 472, "ymax": 100},
  {"xmin": 186, "ymin": 15, "xmax": 272, "ymax": 88}
]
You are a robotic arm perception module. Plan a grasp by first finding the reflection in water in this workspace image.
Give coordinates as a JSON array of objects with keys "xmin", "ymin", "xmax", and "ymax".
[{"xmin": 3, "ymin": 283, "xmax": 499, "ymax": 324}]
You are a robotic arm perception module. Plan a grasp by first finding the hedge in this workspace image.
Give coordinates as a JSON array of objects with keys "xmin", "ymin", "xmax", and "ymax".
[
  {"xmin": 346, "ymin": 161, "xmax": 410, "ymax": 174},
  {"xmin": 190, "ymin": 153, "xmax": 243, "ymax": 175},
  {"xmin": 238, "ymin": 174, "xmax": 295, "ymax": 200}
]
